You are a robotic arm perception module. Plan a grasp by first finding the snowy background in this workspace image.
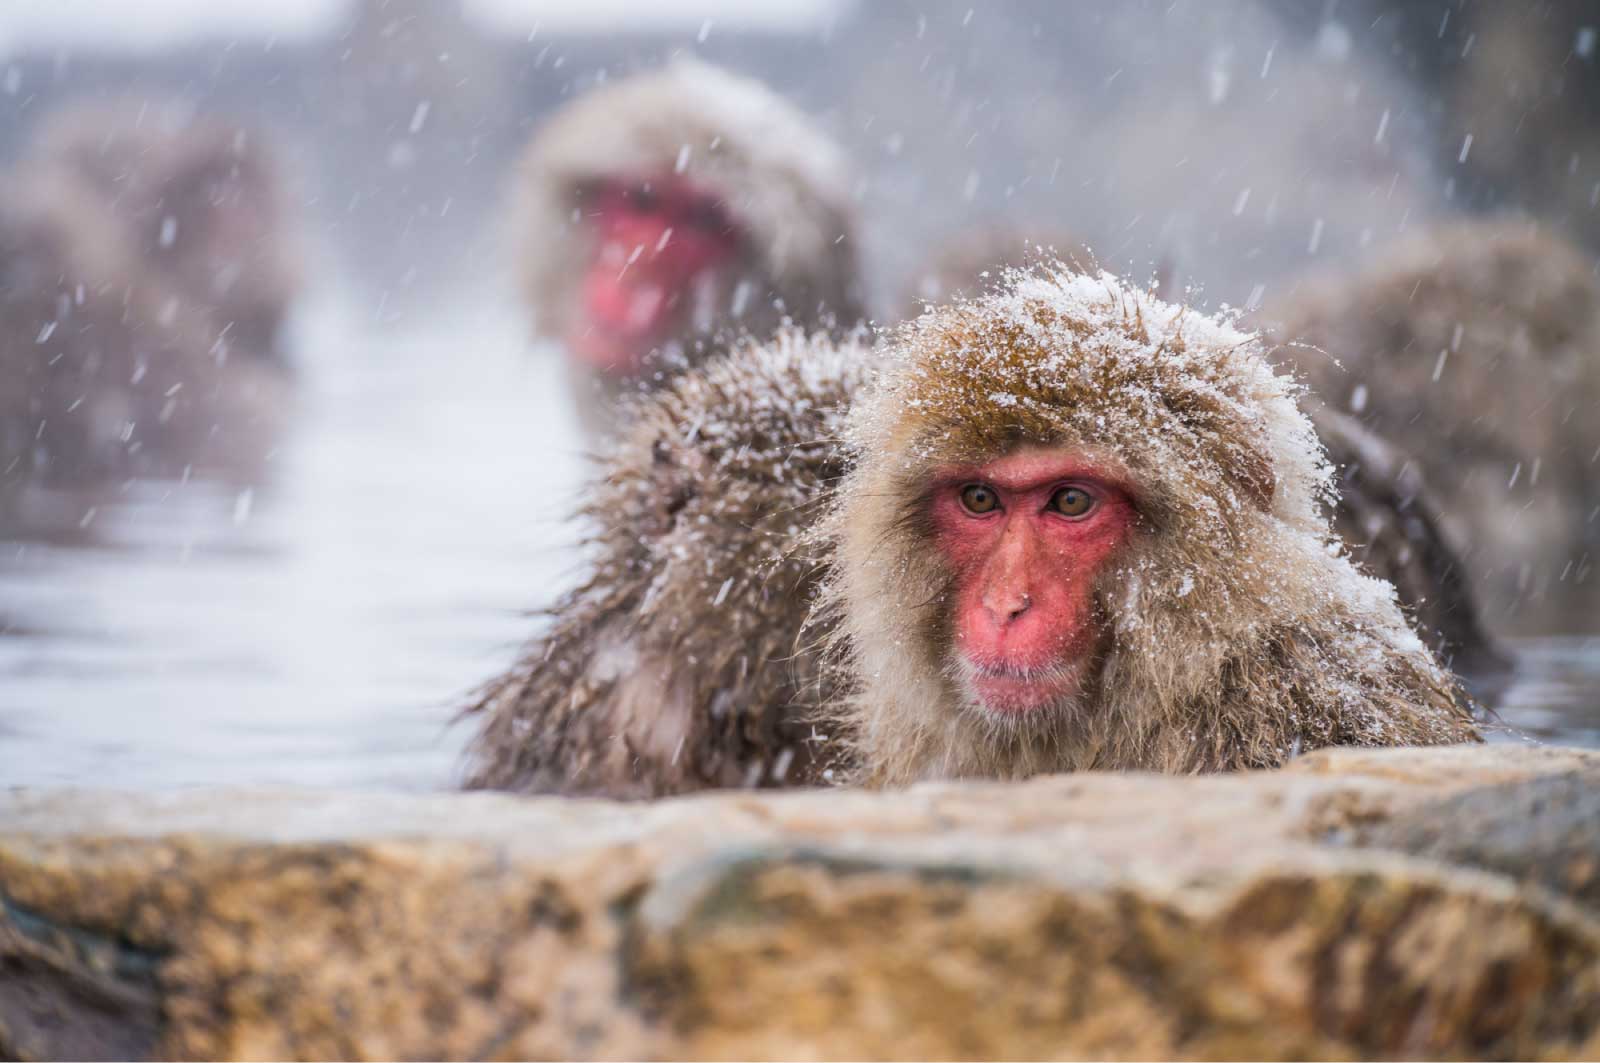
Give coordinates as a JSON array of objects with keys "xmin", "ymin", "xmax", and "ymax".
[{"xmin": 0, "ymin": 0, "xmax": 1596, "ymax": 790}]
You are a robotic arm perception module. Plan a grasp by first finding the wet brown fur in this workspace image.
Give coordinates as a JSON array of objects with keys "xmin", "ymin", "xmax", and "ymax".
[
  {"xmin": 461, "ymin": 331, "xmax": 872, "ymax": 796},
  {"xmin": 1310, "ymin": 407, "xmax": 1505, "ymax": 675}
]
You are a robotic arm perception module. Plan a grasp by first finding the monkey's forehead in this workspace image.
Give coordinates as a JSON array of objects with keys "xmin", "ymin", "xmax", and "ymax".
[
  {"xmin": 843, "ymin": 265, "xmax": 1330, "ymax": 524},
  {"xmin": 869, "ymin": 272, "xmax": 1280, "ymax": 432},
  {"xmin": 525, "ymin": 62, "xmax": 852, "ymax": 216},
  {"xmin": 903, "ymin": 443, "xmax": 1140, "ymax": 497}
]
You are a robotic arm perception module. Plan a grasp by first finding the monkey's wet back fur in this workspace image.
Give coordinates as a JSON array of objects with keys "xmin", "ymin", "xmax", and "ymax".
[{"xmin": 463, "ymin": 331, "xmax": 872, "ymax": 796}]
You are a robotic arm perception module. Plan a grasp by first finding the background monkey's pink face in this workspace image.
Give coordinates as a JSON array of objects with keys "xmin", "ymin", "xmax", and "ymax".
[
  {"xmin": 928, "ymin": 445, "xmax": 1137, "ymax": 714},
  {"xmin": 571, "ymin": 176, "xmax": 742, "ymax": 377}
]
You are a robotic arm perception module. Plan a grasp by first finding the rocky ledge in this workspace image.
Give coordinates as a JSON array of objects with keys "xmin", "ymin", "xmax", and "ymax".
[{"xmin": 2, "ymin": 744, "xmax": 1598, "ymax": 1061}]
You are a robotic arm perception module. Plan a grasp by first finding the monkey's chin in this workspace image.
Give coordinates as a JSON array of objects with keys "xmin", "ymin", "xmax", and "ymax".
[
  {"xmin": 955, "ymin": 659, "xmax": 1086, "ymax": 717},
  {"xmin": 569, "ymin": 326, "xmax": 650, "ymax": 378}
]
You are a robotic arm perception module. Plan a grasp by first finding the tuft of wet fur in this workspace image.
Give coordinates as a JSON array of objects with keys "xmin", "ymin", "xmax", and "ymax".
[
  {"xmin": 511, "ymin": 59, "xmax": 866, "ymax": 438},
  {"xmin": 461, "ymin": 330, "xmax": 874, "ymax": 796},
  {"xmin": 820, "ymin": 265, "xmax": 1478, "ymax": 786}
]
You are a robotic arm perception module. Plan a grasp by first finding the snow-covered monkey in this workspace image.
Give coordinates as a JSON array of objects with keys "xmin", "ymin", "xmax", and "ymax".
[{"xmin": 825, "ymin": 268, "xmax": 1477, "ymax": 783}]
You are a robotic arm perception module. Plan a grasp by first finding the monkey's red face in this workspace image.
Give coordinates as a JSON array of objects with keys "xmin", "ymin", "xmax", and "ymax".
[
  {"xmin": 929, "ymin": 446, "xmax": 1136, "ymax": 716},
  {"xmin": 573, "ymin": 177, "xmax": 742, "ymax": 378}
]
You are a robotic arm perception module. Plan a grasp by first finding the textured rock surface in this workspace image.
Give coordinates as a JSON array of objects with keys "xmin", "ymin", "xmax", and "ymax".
[{"xmin": 2, "ymin": 745, "xmax": 1599, "ymax": 1060}]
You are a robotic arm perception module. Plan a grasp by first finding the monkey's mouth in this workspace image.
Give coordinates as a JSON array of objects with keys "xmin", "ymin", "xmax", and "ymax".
[
  {"xmin": 570, "ymin": 322, "xmax": 653, "ymax": 377},
  {"xmin": 952, "ymin": 657, "xmax": 1085, "ymax": 714},
  {"xmin": 572, "ymin": 275, "xmax": 676, "ymax": 377}
]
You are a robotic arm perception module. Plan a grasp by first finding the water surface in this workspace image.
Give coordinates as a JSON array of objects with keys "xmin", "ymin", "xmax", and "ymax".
[{"xmin": 1, "ymin": 294, "xmax": 586, "ymax": 790}]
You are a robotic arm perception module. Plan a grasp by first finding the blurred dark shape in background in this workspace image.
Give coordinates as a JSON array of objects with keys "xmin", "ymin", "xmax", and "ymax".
[
  {"xmin": 29, "ymin": 98, "xmax": 303, "ymax": 366},
  {"xmin": 0, "ymin": 99, "xmax": 298, "ymax": 515},
  {"xmin": 1267, "ymin": 219, "xmax": 1600, "ymax": 637}
]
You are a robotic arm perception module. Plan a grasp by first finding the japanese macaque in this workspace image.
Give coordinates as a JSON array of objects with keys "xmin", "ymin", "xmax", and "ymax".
[
  {"xmin": 464, "ymin": 331, "xmax": 871, "ymax": 796},
  {"xmin": 464, "ymin": 267, "xmax": 1476, "ymax": 797},
  {"xmin": 29, "ymin": 100, "xmax": 303, "ymax": 365},
  {"xmin": 512, "ymin": 60, "xmax": 865, "ymax": 439},
  {"xmin": 829, "ymin": 268, "xmax": 1476, "ymax": 782},
  {"xmin": 0, "ymin": 100, "xmax": 298, "ymax": 504},
  {"xmin": 0, "ymin": 156, "xmax": 285, "ymax": 504},
  {"xmin": 1266, "ymin": 220, "xmax": 1600, "ymax": 634},
  {"xmin": 907, "ymin": 232, "xmax": 1499, "ymax": 673}
]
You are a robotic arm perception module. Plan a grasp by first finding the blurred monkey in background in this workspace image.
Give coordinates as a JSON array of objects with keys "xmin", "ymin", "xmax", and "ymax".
[
  {"xmin": 1268, "ymin": 220, "xmax": 1600, "ymax": 636},
  {"xmin": 511, "ymin": 59, "xmax": 866, "ymax": 440},
  {"xmin": 32, "ymin": 99, "xmax": 304, "ymax": 366},
  {"xmin": 1, "ymin": 100, "xmax": 300, "ymax": 508}
]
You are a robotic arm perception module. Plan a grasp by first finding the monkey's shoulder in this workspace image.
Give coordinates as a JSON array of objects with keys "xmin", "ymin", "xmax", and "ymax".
[{"xmin": 597, "ymin": 333, "xmax": 873, "ymax": 538}]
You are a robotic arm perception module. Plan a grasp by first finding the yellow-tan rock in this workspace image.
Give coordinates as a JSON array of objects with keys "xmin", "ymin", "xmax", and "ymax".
[{"xmin": 2, "ymin": 744, "xmax": 1598, "ymax": 1060}]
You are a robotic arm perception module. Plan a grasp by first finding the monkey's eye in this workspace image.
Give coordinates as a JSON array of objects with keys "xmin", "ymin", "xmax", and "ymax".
[
  {"xmin": 625, "ymin": 185, "xmax": 660, "ymax": 213},
  {"xmin": 959, "ymin": 484, "xmax": 1000, "ymax": 514},
  {"xmin": 1049, "ymin": 486, "xmax": 1095, "ymax": 518}
]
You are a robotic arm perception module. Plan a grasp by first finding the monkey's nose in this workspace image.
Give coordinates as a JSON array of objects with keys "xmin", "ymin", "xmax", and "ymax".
[{"xmin": 986, "ymin": 590, "xmax": 1032, "ymax": 626}]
